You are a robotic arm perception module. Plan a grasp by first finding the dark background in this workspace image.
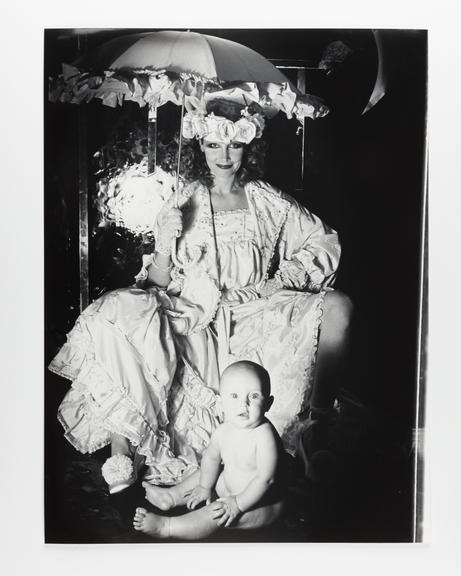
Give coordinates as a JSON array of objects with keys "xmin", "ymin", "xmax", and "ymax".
[{"xmin": 44, "ymin": 28, "xmax": 427, "ymax": 543}]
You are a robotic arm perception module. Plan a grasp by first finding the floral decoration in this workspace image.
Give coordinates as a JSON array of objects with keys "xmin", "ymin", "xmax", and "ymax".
[{"xmin": 181, "ymin": 109, "xmax": 265, "ymax": 144}]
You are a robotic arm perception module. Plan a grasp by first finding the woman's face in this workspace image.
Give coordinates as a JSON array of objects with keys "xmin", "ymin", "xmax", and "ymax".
[{"xmin": 200, "ymin": 134, "xmax": 245, "ymax": 181}]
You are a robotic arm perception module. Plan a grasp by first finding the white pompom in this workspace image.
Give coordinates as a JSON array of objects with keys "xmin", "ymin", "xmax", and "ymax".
[{"xmin": 101, "ymin": 454, "xmax": 134, "ymax": 484}]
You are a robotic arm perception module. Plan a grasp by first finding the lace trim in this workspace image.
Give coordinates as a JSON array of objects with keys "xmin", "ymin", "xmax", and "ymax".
[
  {"xmin": 226, "ymin": 289, "xmax": 325, "ymax": 454},
  {"xmin": 194, "ymin": 287, "xmax": 221, "ymax": 333},
  {"xmin": 169, "ymin": 266, "xmax": 185, "ymax": 292},
  {"xmin": 57, "ymin": 388, "xmax": 111, "ymax": 454},
  {"xmin": 275, "ymin": 259, "xmax": 309, "ymax": 290},
  {"xmin": 49, "ymin": 318, "xmax": 95, "ymax": 381},
  {"xmin": 56, "ymin": 360, "xmax": 198, "ymax": 484},
  {"xmin": 213, "ymin": 208, "xmax": 250, "ymax": 216},
  {"xmin": 281, "ymin": 290, "xmax": 326, "ymax": 454},
  {"xmin": 230, "ymin": 290, "xmax": 327, "ymax": 455},
  {"xmin": 168, "ymin": 364, "xmax": 222, "ymax": 460},
  {"xmin": 292, "ymin": 250, "xmax": 327, "ymax": 292},
  {"xmin": 246, "ymin": 181, "xmax": 291, "ymax": 283}
]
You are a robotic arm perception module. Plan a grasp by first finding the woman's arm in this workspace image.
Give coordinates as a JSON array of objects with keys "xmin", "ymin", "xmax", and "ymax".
[
  {"xmin": 145, "ymin": 251, "xmax": 173, "ymax": 288},
  {"xmin": 135, "ymin": 200, "xmax": 183, "ymax": 288},
  {"xmin": 134, "ymin": 250, "xmax": 173, "ymax": 288},
  {"xmin": 276, "ymin": 199, "xmax": 341, "ymax": 293}
]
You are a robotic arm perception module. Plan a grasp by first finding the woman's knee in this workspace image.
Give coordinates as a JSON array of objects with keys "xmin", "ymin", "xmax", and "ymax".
[{"xmin": 323, "ymin": 290, "xmax": 353, "ymax": 331}]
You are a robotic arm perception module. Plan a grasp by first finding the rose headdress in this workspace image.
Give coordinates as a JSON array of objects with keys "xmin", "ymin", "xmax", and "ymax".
[{"xmin": 181, "ymin": 107, "xmax": 266, "ymax": 144}]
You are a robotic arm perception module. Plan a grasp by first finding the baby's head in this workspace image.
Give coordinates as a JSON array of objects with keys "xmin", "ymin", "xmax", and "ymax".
[{"xmin": 220, "ymin": 361, "xmax": 273, "ymax": 430}]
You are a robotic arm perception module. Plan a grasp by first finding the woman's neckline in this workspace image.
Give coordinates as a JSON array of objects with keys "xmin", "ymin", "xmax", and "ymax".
[{"xmin": 208, "ymin": 182, "xmax": 249, "ymax": 214}]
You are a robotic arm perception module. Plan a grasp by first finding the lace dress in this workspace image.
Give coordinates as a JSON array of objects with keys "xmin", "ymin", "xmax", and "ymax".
[{"xmin": 49, "ymin": 180, "xmax": 340, "ymax": 485}]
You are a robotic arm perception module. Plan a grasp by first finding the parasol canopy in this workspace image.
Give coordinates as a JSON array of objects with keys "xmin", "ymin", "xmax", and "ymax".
[
  {"xmin": 49, "ymin": 30, "xmax": 329, "ymax": 122},
  {"xmin": 77, "ymin": 30, "xmax": 290, "ymax": 84}
]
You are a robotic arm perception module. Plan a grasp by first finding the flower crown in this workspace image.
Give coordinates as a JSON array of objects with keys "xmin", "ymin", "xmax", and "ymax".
[{"xmin": 182, "ymin": 108, "xmax": 266, "ymax": 144}]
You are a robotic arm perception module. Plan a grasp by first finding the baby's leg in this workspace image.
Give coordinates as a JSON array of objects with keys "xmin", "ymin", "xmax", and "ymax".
[
  {"xmin": 133, "ymin": 503, "xmax": 223, "ymax": 541},
  {"xmin": 216, "ymin": 473, "xmax": 284, "ymax": 530},
  {"xmin": 234, "ymin": 501, "xmax": 284, "ymax": 530},
  {"xmin": 143, "ymin": 470, "xmax": 200, "ymax": 511}
]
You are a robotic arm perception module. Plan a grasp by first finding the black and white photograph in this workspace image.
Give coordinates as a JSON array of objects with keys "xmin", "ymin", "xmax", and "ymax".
[
  {"xmin": 42, "ymin": 26, "xmax": 429, "ymax": 545},
  {"xmin": 7, "ymin": 0, "xmax": 461, "ymax": 571}
]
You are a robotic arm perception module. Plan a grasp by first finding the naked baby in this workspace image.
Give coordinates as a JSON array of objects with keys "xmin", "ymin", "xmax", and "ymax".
[{"xmin": 133, "ymin": 360, "xmax": 285, "ymax": 539}]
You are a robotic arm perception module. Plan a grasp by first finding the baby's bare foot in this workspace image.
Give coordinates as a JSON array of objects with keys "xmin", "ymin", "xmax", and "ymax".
[
  {"xmin": 133, "ymin": 507, "xmax": 169, "ymax": 538},
  {"xmin": 142, "ymin": 481, "xmax": 176, "ymax": 510}
]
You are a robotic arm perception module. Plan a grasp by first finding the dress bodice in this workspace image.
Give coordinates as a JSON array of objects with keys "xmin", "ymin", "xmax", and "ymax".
[{"xmin": 212, "ymin": 208, "xmax": 264, "ymax": 292}]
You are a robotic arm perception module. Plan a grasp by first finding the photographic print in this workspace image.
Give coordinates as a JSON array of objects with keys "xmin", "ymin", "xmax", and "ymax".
[{"xmin": 44, "ymin": 28, "xmax": 427, "ymax": 543}]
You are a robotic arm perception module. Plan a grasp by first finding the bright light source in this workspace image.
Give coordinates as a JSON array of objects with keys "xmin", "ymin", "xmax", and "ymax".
[{"xmin": 96, "ymin": 162, "xmax": 176, "ymax": 235}]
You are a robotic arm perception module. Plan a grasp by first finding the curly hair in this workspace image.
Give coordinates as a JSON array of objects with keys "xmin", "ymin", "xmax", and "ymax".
[{"xmin": 157, "ymin": 100, "xmax": 268, "ymax": 187}]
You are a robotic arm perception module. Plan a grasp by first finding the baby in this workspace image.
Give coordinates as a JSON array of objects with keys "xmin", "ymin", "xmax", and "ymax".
[{"xmin": 133, "ymin": 360, "xmax": 285, "ymax": 540}]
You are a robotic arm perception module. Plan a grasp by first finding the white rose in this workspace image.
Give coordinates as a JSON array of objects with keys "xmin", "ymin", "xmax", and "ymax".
[
  {"xmin": 217, "ymin": 119, "xmax": 237, "ymax": 142},
  {"xmin": 234, "ymin": 118, "xmax": 257, "ymax": 144},
  {"xmin": 205, "ymin": 114, "xmax": 220, "ymax": 136},
  {"xmin": 191, "ymin": 115, "xmax": 208, "ymax": 139}
]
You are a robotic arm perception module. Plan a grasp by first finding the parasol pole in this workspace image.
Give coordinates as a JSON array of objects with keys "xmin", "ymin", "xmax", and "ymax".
[
  {"xmin": 170, "ymin": 94, "xmax": 186, "ymax": 267},
  {"xmin": 147, "ymin": 103, "xmax": 157, "ymax": 174},
  {"xmin": 175, "ymin": 95, "xmax": 185, "ymax": 207},
  {"xmin": 301, "ymin": 117, "xmax": 305, "ymax": 183},
  {"xmin": 296, "ymin": 68, "xmax": 306, "ymax": 185}
]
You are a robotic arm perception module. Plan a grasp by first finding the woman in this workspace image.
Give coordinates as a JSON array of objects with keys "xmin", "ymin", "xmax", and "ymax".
[{"xmin": 49, "ymin": 98, "xmax": 352, "ymax": 493}]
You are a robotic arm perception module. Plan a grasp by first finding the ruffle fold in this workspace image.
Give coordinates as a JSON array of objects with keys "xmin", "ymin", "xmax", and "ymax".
[
  {"xmin": 49, "ymin": 288, "xmax": 205, "ymax": 485},
  {"xmin": 55, "ymin": 358, "xmax": 197, "ymax": 484},
  {"xmin": 49, "ymin": 65, "xmax": 329, "ymax": 124},
  {"xmin": 168, "ymin": 362, "xmax": 222, "ymax": 460},
  {"xmin": 279, "ymin": 290, "xmax": 326, "ymax": 454},
  {"xmin": 227, "ymin": 288, "xmax": 327, "ymax": 455}
]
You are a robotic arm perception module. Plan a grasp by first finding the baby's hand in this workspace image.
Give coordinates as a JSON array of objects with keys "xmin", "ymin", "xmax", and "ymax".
[
  {"xmin": 186, "ymin": 485, "xmax": 212, "ymax": 510},
  {"xmin": 214, "ymin": 496, "xmax": 241, "ymax": 527}
]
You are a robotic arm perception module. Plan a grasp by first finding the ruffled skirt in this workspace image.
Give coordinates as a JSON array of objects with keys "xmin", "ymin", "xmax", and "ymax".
[{"xmin": 49, "ymin": 286, "xmax": 325, "ymax": 484}]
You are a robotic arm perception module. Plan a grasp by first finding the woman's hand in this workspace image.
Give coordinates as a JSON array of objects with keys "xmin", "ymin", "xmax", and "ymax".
[
  {"xmin": 259, "ymin": 277, "xmax": 284, "ymax": 299},
  {"xmin": 213, "ymin": 496, "xmax": 241, "ymax": 527},
  {"xmin": 186, "ymin": 485, "xmax": 212, "ymax": 510},
  {"xmin": 155, "ymin": 200, "xmax": 183, "ymax": 255}
]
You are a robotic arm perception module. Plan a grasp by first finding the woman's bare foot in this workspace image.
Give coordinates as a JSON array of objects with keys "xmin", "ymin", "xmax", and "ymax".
[
  {"xmin": 133, "ymin": 508, "xmax": 169, "ymax": 538},
  {"xmin": 142, "ymin": 481, "xmax": 176, "ymax": 511}
]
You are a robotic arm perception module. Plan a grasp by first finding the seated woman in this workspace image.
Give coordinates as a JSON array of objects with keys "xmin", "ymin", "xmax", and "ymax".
[{"xmin": 49, "ymin": 97, "xmax": 352, "ymax": 493}]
